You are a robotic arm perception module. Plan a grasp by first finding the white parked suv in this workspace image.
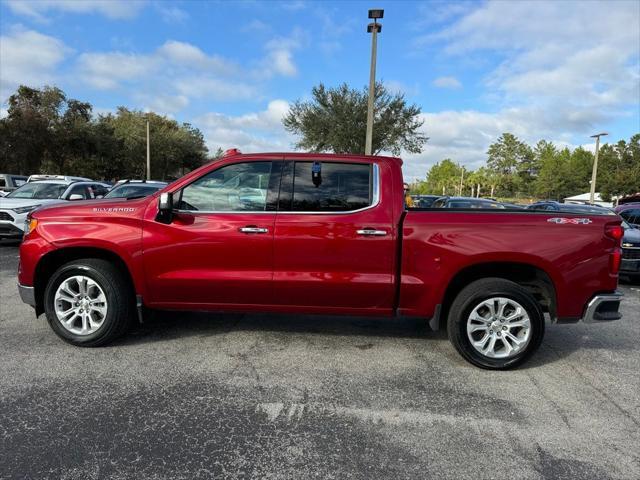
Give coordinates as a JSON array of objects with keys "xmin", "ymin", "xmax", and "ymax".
[{"xmin": 0, "ymin": 179, "xmax": 110, "ymax": 239}]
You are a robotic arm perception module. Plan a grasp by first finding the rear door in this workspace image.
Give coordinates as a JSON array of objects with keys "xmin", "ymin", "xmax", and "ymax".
[
  {"xmin": 143, "ymin": 159, "xmax": 282, "ymax": 307},
  {"xmin": 272, "ymin": 159, "xmax": 395, "ymax": 313}
]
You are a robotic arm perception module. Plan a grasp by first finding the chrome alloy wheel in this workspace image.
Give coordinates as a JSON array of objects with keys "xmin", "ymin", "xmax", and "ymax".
[
  {"xmin": 466, "ymin": 297, "xmax": 531, "ymax": 359},
  {"xmin": 54, "ymin": 275, "xmax": 108, "ymax": 335}
]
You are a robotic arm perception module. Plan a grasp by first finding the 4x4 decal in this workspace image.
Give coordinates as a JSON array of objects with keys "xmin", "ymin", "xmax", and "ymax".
[{"xmin": 547, "ymin": 217, "xmax": 593, "ymax": 225}]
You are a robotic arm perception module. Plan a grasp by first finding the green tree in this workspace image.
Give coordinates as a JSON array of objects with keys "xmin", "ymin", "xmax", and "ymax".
[
  {"xmin": 598, "ymin": 134, "xmax": 640, "ymax": 201},
  {"xmin": 283, "ymin": 82, "xmax": 427, "ymax": 155},
  {"xmin": 0, "ymin": 85, "xmax": 66, "ymax": 174},
  {"xmin": 421, "ymin": 159, "xmax": 462, "ymax": 195},
  {"xmin": 487, "ymin": 133, "xmax": 534, "ymax": 196},
  {"xmin": 0, "ymin": 85, "xmax": 208, "ymax": 180}
]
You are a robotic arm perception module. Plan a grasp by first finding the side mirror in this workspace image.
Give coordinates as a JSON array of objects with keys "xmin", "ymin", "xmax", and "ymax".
[
  {"xmin": 69, "ymin": 194, "xmax": 84, "ymax": 201},
  {"xmin": 156, "ymin": 192, "xmax": 174, "ymax": 224}
]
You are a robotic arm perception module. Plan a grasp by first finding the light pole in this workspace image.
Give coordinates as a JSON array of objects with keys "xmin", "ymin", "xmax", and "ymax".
[
  {"xmin": 365, "ymin": 9, "xmax": 383, "ymax": 156},
  {"xmin": 589, "ymin": 132, "xmax": 608, "ymax": 204},
  {"xmin": 146, "ymin": 118, "xmax": 151, "ymax": 180}
]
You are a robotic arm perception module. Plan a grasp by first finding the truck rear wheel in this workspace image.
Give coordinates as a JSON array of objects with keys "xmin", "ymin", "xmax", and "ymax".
[
  {"xmin": 44, "ymin": 258, "xmax": 134, "ymax": 347},
  {"xmin": 447, "ymin": 278, "xmax": 544, "ymax": 369}
]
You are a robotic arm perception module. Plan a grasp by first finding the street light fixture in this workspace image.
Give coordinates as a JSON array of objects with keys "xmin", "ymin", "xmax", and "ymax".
[
  {"xmin": 589, "ymin": 132, "xmax": 608, "ymax": 204},
  {"xmin": 365, "ymin": 9, "xmax": 383, "ymax": 156}
]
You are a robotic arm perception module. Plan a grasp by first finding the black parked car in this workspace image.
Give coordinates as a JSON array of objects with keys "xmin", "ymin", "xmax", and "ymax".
[
  {"xmin": 104, "ymin": 180, "xmax": 168, "ymax": 199},
  {"xmin": 410, "ymin": 195, "xmax": 440, "ymax": 208},
  {"xmin": 526, "ymin": 201, "xmax": 607, "ymax": 214},
  {"xmin": 621, "ymin": 220, "xmax": 640, "ymax": 280}
]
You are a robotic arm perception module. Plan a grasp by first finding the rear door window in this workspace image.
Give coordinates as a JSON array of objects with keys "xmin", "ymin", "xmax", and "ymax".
[{"xmin": 289, "ymin": 162, "xmax": 372, "ymax": 212}]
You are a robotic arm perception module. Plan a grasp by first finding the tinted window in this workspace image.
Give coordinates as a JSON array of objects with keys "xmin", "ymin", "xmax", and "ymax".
[
  {"xmin": 621, "ymin": 209, "xmax": 640, "ymax": 225},
  {"xmin": 105, "ymin": 184, "xmax": 163, "ymax": 199},
  {"xmin": 91, "ymin": 184, "xmax": 109, "ymax": 197},
  {"xmin": 7, "ymin": 182, "xmax": 67, "ymax": 199},
  {"xmin": 13, "ymin": 177, "xmax": 27, "ymax": 186},
  {"xmin": 178, "ymin": 162, "xmax": 272, "ymax": 211},
  {"xmin": 0, "ymin": 178, "xmax": 5, "ymax": 187},
  {"xmin": 291, "ymin": 162, "xmax": 372, "ymax": 212},
  {"xmin": 67, "ymin": 185, "xmax": 90, "ymax": 199}
]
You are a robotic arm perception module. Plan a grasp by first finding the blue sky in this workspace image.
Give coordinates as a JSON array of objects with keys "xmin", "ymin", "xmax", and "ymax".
[{"xmin": 1, "ymin": 0, "xmax": 638, "ymax": 179}]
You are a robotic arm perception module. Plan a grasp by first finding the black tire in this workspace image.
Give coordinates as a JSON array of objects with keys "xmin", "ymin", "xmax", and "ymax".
[
  {"xmin": 44, "ymin": 258, "xmax": 134, "ymax": 347},
  {"xmin": 447, "ymin": 278, "xmax": 545, "ymax": 370}
]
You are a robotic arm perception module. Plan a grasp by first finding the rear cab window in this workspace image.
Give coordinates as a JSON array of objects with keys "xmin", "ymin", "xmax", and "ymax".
[{"xmin": 281, "ymin": 161, "xmax": 374, "ymax": 212}]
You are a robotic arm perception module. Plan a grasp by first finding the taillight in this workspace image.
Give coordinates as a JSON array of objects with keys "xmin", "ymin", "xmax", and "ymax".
[
  {"xmin": 610, "ymin": 250, "xmax": 621, "ymax": 274},
  {"xmin": 605, "ymin": 224, "xmax": 623, "ymax": 244}
]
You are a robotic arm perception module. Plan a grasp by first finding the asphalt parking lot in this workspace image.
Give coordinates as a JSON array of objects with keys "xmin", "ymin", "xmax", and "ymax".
[{"xmin": 1, "ymin": 241, "xmax": 639, "ymax": 480}]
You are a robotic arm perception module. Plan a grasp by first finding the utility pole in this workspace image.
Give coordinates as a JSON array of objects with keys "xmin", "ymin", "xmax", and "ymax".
[
  {"xmin": 146, "ymin": 119, "xmax": 151, "ymax": 180},
  {"xmin": 459, "ymin": 166, "xmax": 464, "ymax": 196},
  {"xmin": 365, "ymin": 9, "xmax": 383, "ymax": 156},
  {"xmin": 589, "ymin": 132, "xmax": 608, "ymax": 204}
]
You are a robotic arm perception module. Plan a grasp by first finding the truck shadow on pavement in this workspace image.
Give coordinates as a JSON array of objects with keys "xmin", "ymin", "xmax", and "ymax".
[{"xmin": 110, "ymin": 305, "xmax": 638, "ymax": 370}]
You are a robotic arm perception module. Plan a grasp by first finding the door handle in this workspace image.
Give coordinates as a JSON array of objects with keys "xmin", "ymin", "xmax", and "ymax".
[
  {"xmin": 356, "ymin": 228, "xmax": 387, "ymax": 236},
  {"xmin": 239, "ymin": 226, "xmax": 269, "ymax": 234}
]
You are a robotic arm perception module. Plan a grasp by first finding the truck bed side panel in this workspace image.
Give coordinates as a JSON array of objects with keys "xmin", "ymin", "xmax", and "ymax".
[{"xmin": 400, "ymin": 211, "xmax": 619, "ymax": 319}]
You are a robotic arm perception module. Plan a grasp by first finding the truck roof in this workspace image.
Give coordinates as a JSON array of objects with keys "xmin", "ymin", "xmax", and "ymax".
[{"xmin": 223, "ymin": 151, "xmax": 403, "ymax": 166}]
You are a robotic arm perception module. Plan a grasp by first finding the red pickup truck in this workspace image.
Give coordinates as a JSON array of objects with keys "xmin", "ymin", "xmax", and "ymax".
[{"xmin": 18, "ymin": 151, "xmax": 624, "ymax": 369}]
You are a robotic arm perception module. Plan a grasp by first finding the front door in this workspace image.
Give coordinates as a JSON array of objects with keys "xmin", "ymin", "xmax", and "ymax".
[{"xmin": 143, "ymin": 160, "xmax": 281, "ymax": 308}]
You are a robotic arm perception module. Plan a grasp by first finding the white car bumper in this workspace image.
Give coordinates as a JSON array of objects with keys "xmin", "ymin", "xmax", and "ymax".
[{"xmin": 0, "ymin": 209, "xmax": 27, "ymax": 238}]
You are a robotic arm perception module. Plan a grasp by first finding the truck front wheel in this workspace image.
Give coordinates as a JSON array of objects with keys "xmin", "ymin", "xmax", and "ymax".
[
  {"xmin": 43, "ymin": 258, "xmax": 134, "ymax": 347},
  {"xmin": 447, "ymin": 278, "xmax": 545, "ymax": 369}
]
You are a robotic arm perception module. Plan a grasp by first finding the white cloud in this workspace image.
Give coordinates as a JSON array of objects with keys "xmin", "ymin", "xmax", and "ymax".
[
  {"xmin": 174, "ymin": 77, "xmax": 256, "ymax": 101},
  {"xmin": 76, "ymin": 52, "xmax": 158, "ymax": 89},
  {"xmin": 137, "ymin": 94, "xmax": 189, "ymax": 115},
  {"xmin": 155, "ymin": 4, "xmax": 189, "ymax": 24},
  {"xmin": 260, "ymin": 28, "xmax": 307, "ymax": 78},
  {"xmin": 195, "ymin": 100, "xmax": 293, "ymax": 152},
  {"xmin": 157, "ymin": 40, "xmax": 237, "ymax": 74},
  {"xmin": 432, "ymin": 76, "xmax": 462, "ymax": 89},
  {"xmin": 0, "ymin": 28, "xmax": 68, "ymax": 98},
  {"xmin": 76, "ymin": 40, "xmax": 244, "ymax": 98},
  {"xmin": 5, "ymin": 0, "xmax": 146, "ymax": 22}
]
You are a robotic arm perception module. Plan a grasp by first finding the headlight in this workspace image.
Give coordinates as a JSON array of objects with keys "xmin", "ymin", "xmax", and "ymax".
[
  {"xmin": 23, "ymin": 218, "xmax": 38, "ymax": 236},
  {"xmin": 12, "ymin": 204, "xmax": 41, "ymax": 214}
]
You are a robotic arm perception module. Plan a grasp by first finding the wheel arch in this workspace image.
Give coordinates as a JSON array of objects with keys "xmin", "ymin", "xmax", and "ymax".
[
  {"xmin": 433, "ymin": 261, "xmax": 557, "ymax": 331},
  {"xmin": 33, "ymin": 247, "xmax": 137, "ymax": 316}
]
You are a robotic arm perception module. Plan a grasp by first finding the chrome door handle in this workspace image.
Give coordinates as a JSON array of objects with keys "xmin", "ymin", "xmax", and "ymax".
[
  {"xmin": 239, "ymin": 226, "xmax": 269, "ymax": 234},
  {"xmin": 356, "ymin": 229, "xmax": 387, "ymax": 236}
]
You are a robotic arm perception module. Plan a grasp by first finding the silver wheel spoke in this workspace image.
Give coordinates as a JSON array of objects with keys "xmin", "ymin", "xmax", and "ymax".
[
  {"xmin": 482, "ymin": 335, "xmax": 497, "ymax": 355},
  {"xmin": 469, "ymin": 324, "xmax": 489, "ymax": 333},
  {"xmin": 501, "ymin": 337, "xmax": 513, "ymax": 355},
  {"xmin": 505, "ymin": 331, "xmax": 525, "ymax": 346},
  {"xmin": 64, "ymin": 313, "xmax": 79, "ymax": 327}
]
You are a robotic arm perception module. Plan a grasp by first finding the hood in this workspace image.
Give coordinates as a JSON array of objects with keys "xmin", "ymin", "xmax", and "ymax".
[
  {"xmin": 31, "ymin": 196, "xmax": 152, "ymax": 220},
  {"xmin": 623, "ymin": 226, "xmax": 640, "ymax": 246},
  {"xmin": 0, "ymin": 197, "xmax": 63, "ymax": 210}
]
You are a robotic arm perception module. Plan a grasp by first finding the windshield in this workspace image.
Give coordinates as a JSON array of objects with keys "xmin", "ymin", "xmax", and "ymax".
[
  {"xmin": 104, "ymin": 184, "xmax": 164, "ymax": 199},
  {"xmin": 7, "ymin": 182, "xmax": 67, "ymax": 199}
]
